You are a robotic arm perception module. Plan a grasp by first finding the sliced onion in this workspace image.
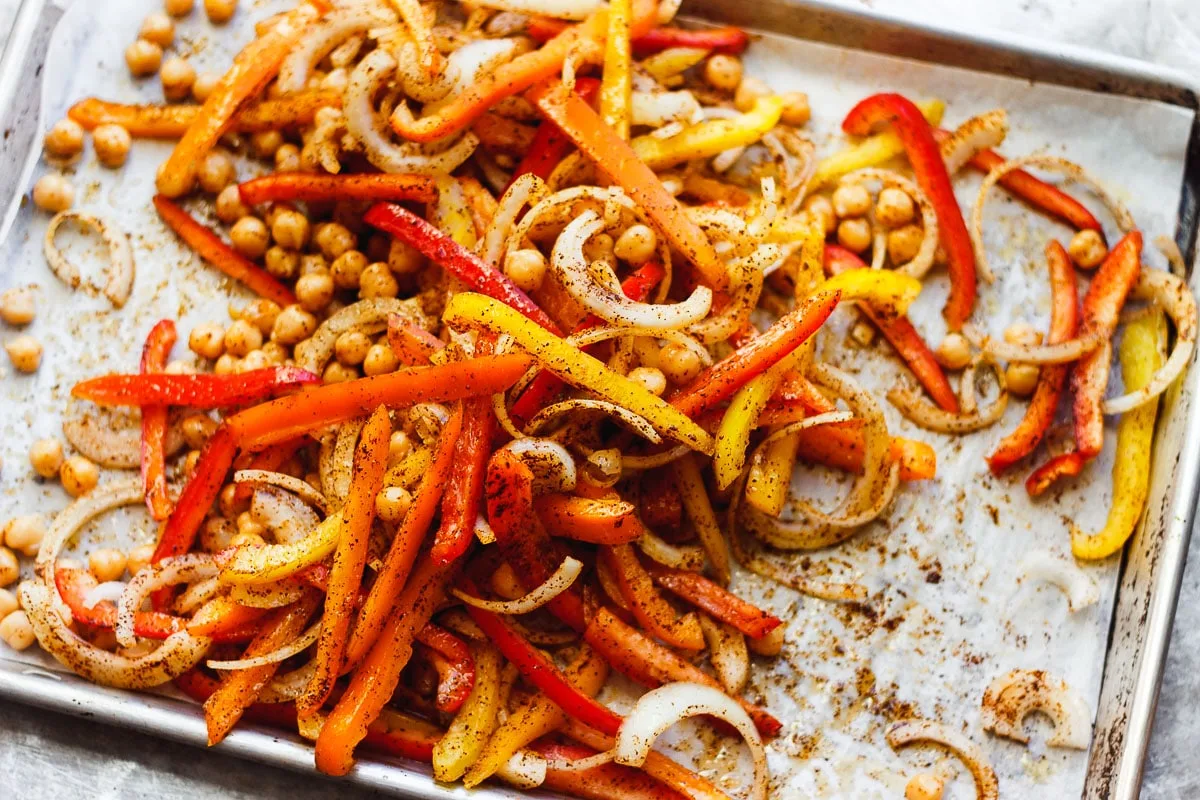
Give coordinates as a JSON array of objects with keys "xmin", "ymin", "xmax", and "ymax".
[
  {"xmin": 470, "ymin": 0, "xmax": 600, "ymax": 18},
  {"xmin": 482, "ymin": 173, "xmax": 549, "ymax": 267},
  {"xmin": 501, "ymin": 438, "xmax": 578, "ymax": 494},
  {"xmin": 1156, "ymin": 234, "xmax": 1188, "ymax": 278},
  {"xmin": 699, "ymin": 615, "xmax": 749, "ymax": 694},
  {"xmin": 62, "ymin": 403, "xmax": 190, "ymax": 470},
  {"xmin": 1018, "ymin": 550, "xmax": 1099, "ymax": 612},
  {"xmin": 631, "ymin": 91, "xmax": 701, "ymax": 128},
  {"xmin": 117, "ymin": 554, "xmax": 217, "ymax": 647},
  {"xmin": 963, "ymin": 322, "xmax": 1102, "ymax": 365},
  {"xmin": 44, "ymin": 211, "xmax": 135, "ymax": 308},
  {"xmin": 686, "ymin": 248, "xmax": 770, "ymax": 345},
  {"xmin": 82, "ymin": 581, "xmax": 127, "ymax": 609},
  {"xmin": 940, "ymin": 109, "xmax": 1008, "ymax": 175},
  {"xmin": 424, "ymin": 38, "xmax": 526, "ymax": 115},
  {"xmin": 474, "ymin": 514, "xmax": 497, "ymax": 546},
  {"xmin": 230, "ymin": 579, "xmax": 306, "ymax": 609},
  {"xmin": 496, "ymin": 750, "xmax": 548, "ymax": 789},
  {"xmin": 208, "ymin": 621, "xmax": 322, "ymax": 671},
  {"xmin": 237, "ymin": 471, "xmax": 328, "ymax": 516},
  {"xmin": 277, "ymin": 7, "xmax": 394, "ymax": 94},
  {"xmin": 451, "ymin": 556, "xmax": 583, "ymax": 615},
  {"xmin": 616, "ymin": 444, "xmax": 691, "ymax": 471},
  {"xmin": 173, "ymin": 577, "xmax": 221, "ymax": 615},
  {"xmin": 296, "ymin": 296, "xmax": 428, "ymax": 374},
  {"xmin": 616, "ymin": 682, "xmax": 768, "ymax": 800},
  {"xmin": 889, "ymin": 357, "xmax": 1008, "ymax": 434},
  {"xmin": 887, "ymin": 719, "xmax": 998, "ymax": 800},
  {"xmin": 637, "ymin": 532, "xmax": 705, "ymax": 571},
  {"xmin": 841, "ymin": 169, "xmax": 938, "ymax": 278},
  {"xmin": 525, "ymin": 398, "xmax": 663, "ymax": 445},
  {"xmin": 320, "ymin": 418, "xmax": 365, "ymax": 509},
  {"xmin": 258, "ymin": 660, "xmax": 317, "ymax": 704},
  {"xmin": 543, "ymin": 749, "xmax": 615, "ymax": 772},
  {"xmin": 981, "ymin": 669, "xmax": 1091, "ymax": 749},
  {"xmin": 1102, "ymin": 269, "xmax": 1196, "ymax": 414},
  {"xmin": 250, "ymin": 485, "xmax": 322, "ymax": 545},
  {"xmin": 35, "ymin": 477, "xmax": 143, "ymax": 583}
]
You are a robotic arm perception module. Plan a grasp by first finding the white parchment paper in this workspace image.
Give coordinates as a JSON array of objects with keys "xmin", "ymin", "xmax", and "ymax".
[{"xmin": 0, "ymin": 3, "xmax": 1194, "ymax": 799}]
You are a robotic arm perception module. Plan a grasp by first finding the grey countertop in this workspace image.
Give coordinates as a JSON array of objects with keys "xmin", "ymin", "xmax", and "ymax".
[{"xmin": 1, "ymin": 1, "xmax": 1198, "ymax": 798}]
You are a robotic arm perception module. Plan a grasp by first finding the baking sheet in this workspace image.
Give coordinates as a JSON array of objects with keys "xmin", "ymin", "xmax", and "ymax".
[{"xmin": 0, "ymin": 1, "xmax": 1195, "ymax": 799}]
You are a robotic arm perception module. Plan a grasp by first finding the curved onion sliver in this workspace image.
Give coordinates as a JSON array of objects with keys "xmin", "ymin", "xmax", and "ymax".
[
  {"xmin": 637, "ymin": 532, "xmax": 705, "ymax": 571},
  {"xmin": 962, "ymin": 322, "xmax": 1103, "ymax": 366},
  {"xmin": 451, "ymin": 556, "xmax": 583, "ymax": 615},
  {"xmin": 208, "ymin": 621, "xmax": 321, "ymax": 671},
  {"xmin": 981, "ymin": 669, "xmax": 1092, "ymax": 749},
  {"xmin": 257, "ymin": 660, "xmax": 317, "ymax": 704},
  {"xmin": 525, "ymin": 398, "xmax": 663, "ymax": 445},
  {"xmin": 62, "ymin": 402, "xmax": 190, "ymax": 469},
  {"xmin": 699, "ymin": 615, "xmax": 749, "ymax": 694},
  {"xmin": 482, "ymin": 173, "xmax": 549, "ymax": 266},
  {"xmin": 500, "ymin": 438, "xmax": 578, "ymax": 494},
  {"xmin": 631, "ymin": 90, "xmax": 701, "ymax": 128},
  {"xmin": 237, "ymin": 471, "xmax": 328, "ymax": 516},
  {"xmin": 1018, "ymin": 550, "xmax": 1099, "ymax": 612},
  {"xmin": 543, "ymin": 749, "xmax": 615, "ymax": 772},
  {"xmin": 117, "ymin": 554, "xmax": 217, "ymax": 647},
  {"xmin": 496, "ymin": 750, "xmax": 548, "ymax": 790},
  {"xmin": 940, "ymin": 109, "xmax": 1008, "ymax": 175},
  {"xmin": 889, "ymin": 357, "xmax": 1008, "ymax": 434},
  {"xmin": 886, "ymin": 719, "xmax": 999, "ymax": 800},
  {"xmin": 277, "ymin": 7, "xmax": 394, "ymax": 94},
  {"xmin": 423, "ymin": 38, "xmax": 526, "ymax": 116},
  {"xmin": 295, "ymin": 296, "xmax": 428, "ymax": 374},
  {"xmin": 36, "ymin": 477, "xmax": 143, "ymax": 583},
  {"xmin": 44, "ymin": 211, "xmax": 135, "ymax": 308}
]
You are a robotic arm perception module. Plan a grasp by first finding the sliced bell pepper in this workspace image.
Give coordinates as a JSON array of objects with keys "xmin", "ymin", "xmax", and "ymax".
[
  {"xmin": 220, "ymin": 510, "xmax": 343, "ymax": 585},
  {"xmin": 73, "ymin": 367, "xmax": 320, "ymax": 409},
  {"xmin": 238, "ymin": 173, "xmax": 437, "ymax": 206},
  {"xmin": 638, "ymin": 468, "xmax": 684, "ymax": 532},
  {"xmin": 529, "ymin": 19, "xmax": 750, "ymax": 56},
  {"xmin": 644, "ymin": 562, "xmax": 782, "ymax": 639},
  {"xmin": 744, "ymin": 425, "xmax": 805, "ymax": 517},
  {"xmin": 772, "ymin": 424, "xmax": 937, "ymax": 483},
  {"xmin": 363, "ymin": 709, "xmax": 444, "ymax": 763},
  {"xmin": 153, "ymin": 195, "xmax": 297, "ymax": 308},
  {"xmin": 811, "ymin": 99, "xmax": 945, "ymax": 188},
  {"xmin": 139, "ymin": 320, "xmax": 176, "ymax": 521},
  {"xmin": 1025, "ymin": 451, "xmax": 1088, "ymax": 497},
  {"xmin": 345, "ymin": 407, "xmax": 462, "ymax": 667},
  {"xmin": 364, "ymin": 202, "xmax": 560, "ymax": 333},
  {"xmin": 675, "ymin": 453, "xmax": 731, "ymax": 584},
  {"xmin": 602, "ymin": 544, "xmax": 705, "ymax": 650},
  {"xmin": 988, "ymin": 240, "xmax": 1080, "ymax": 473},
  {"xmin": 445, "ymin": 293, "xmax": 714, "ymax": 452},
  {"xmin": 156, "ymin": 1, "xmax": 325, "ymax": 197},
  {"xmin": 417, "ymin": 623, "xmax": 476, "ymax": 714},
  {"xmin": 527, "ymin": 79, "xmax": 725, "ymax": 289},
  {"xmin": 176, "ymin": 668, "xmax": 300, "ymax": 729},
  {"xmin": 600, "ymin": 0, "xmax": 633, "ymax": 139},
  {"xmin": 204, "ymin": 589, "xmax": 322, "ymax": 745},
  {"xmin": 232, "ymin": 437, "xmax": 305, "ymax": 503},
  {"xmin": 68, "ymin": 91, "xmax": 341, "ymax": 138},
  {"xmin": 225, "ymin": 354, "xmax": 531, "ymax": 450},
  {"xmin": 187, "ymin": 595, "xmax": 268, "ymax": 639},
  {"xmin": 843, "ymin": 93, "xmax": 976, "ymax": 330},
  {"xmin": 631, "ymin": 95, "xmax": 784, "ymax": 172},
  {"xmin": 471, "ymin": 112, "xmax": 537, "ymax": 155},
  {"xmin": 508, "ymin": 78, "xmax": 601, "ymax": 188},
  {"xmin": 533, "ymin": 493, "xmax": 644, "ymax": 544},
  {"xmin": 387, "ymin": 313, "xmax": 445, "ymax": 366},
  {"xmin": 431, "ymin": 398, "xmax": 493, "ymax": 566},
  {"xmin": 431, "ymin": 640, "xmax": 501, "ymax": 782},
  {"xmin": 298, "ymin": 406, "xmax": 391, "ymax": 718},
  {"xmin": 533, "ymin": 741, "xmax": 688, "ymax": 800},
  {"xmin": 1071, "ymin": 311, "xmax": 1164, "ymax": 559}
]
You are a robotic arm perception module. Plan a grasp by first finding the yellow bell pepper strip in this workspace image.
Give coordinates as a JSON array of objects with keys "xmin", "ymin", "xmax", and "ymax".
[
  {"xmin": 462, "ymin": 647, "xmax": 608, "ymax": 788},
  {"xmin": 1071, "ymin": 311, "xmax": 1165, "ymax": 560},
  {"xmin": 298, "ymin": 406, "xmax": 391, "ymax": 719},
  {"xmin": 221, "ymin": 510, "xmax": 343, "ymax": 585},
  {"xmin": 431, "ymin": 641, "xmax": 502, "ymax": 782},
  {"xmin": 443, "ymin": 293, "xmax": 714, "ymax": 453},
  {"xmin": 745, "ymin": 425, "xmax": 805, "ymax": 516},
  {"xmin": 156, "ymin": 1, "xmax": 327, "ymax": 197},
  {"xmin": 600, "ymin": 0, "xmax": 633, "ymax": 139},
  {"xmin": 533, "ymin": 493, "xmax": 645, "ymax": 544},
  {"xmin": 810, "ymin": 98, "xmax": 945, "ymax": 188},
  {"xmin": 527, "ymin": 78, "xmax": 727, "ymax": 290},
  {"xmin": 676, "ymin": 453, "xmax": 731, "ymax": 585},
  {"xmin": 224, "ymin": 354, "xmax": 531, "ymax": 450},
  {"xmin": 69, "ymin": 91, "xmax": 341, "ymax": 139},
  {"xmin": 641, "ymin": 47, "xmax": 710, "ymax": 83},
  {"xmin": 631, "ymin": 95, "xmax": 784, "ymax": 172}
]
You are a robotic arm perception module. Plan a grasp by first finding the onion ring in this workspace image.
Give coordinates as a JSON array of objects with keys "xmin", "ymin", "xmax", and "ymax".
[
  {"xmin": 451, "ymin": 556, "xmax": 583, "ymax": 614},
  {"xmin": 236, "ymin": 470, "xmax": 328, "ymax": 515},
  {"xmin": 890, "ymin": 357, "xmax": 1008, "ymax": 434},
  {"xmin": 117, "ymin": 553, "xmax": 218, "ymax": 647},
  {"xmin": 887, "ymin": 719, "xmax": 999, "ymax": 800},
  {"xmin": 207, "ymin": 621, "xmax": 322, "ymax": 671},
  {"xmin": 980, "ymin": 669, "xmax": 1091, "ymax": 750},
  {"xmin": 962, "ymin": 322, "xmax": 1103, "ymax": 366},
  {"xmin": 44, "ymin": 210, "xmax": 135, "ymax": 308}
]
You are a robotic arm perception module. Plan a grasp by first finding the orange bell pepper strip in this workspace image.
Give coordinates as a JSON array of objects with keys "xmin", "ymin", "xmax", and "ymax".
[
  {"xmin": 778, "ymin": 424, "xmax": 937, "ymax": 483},
  {"xmin": 988, "ymin": 240, "xmax": 1080, "ymax": 473},
  {"xmin": 176, "ymin": 668, "xmax": 300, "ymax": 730},
  {"xmin": 205, "ymin": 589, "xmax": 323, "ymax": 745},
  {"xmin": 644, "ymin": 562, "xmax": 782, "ymax": 640},
  {"xmin": 238, "ymin": 173, "xmax": 438, "ymax": 206},
  {"xmin": 139, "ymin": 320, "xmax": 176, "ymax": 521},
  {"xmin": 508, "ymin": 78, "xmax": 601, "ymax": 189},
  {"xmin": 387, "ymin": 313, "xmax": 445, "ymax": 366},
  {"xmin": 639, "ymin": 468, "xmax": 684, "ymax": 531},
  {"xmin": 533, "ymin": 493, "xmax": 644, "ymax": 544},
  {"xmin": 73, "ymin": 367, "xmax": 320, "ymax": 409},
  {"xmin": 533, "ymin": 741, "xmax": 688, "ymax": 800},
  {"xmin": 187, "ymin": 595, "xmax": 269, "ymax": 639},
  {"xmin": 68, "ymin": 92, "xmax": 341, "ymax": 138},
  {"xmin": 298, "ymin": 406, "xmax": 391, "ymax": 718},
  {"xmin": 156, "ymin": 1, "xmax": 327, "ymax": 197},
  {"xmin": 668, "ymin": 289, "xmax": 840, "ymax": 419},
  {"xmin": 345, "ymin": 406, "xmax": 463, "ymax": 667},
  {"xmin": 315, "ymin": 554, "xmax": 452, "ymax": 776},
  {"xmin": 225, "ymin": 354, "xmax": 530, "ymax": 450},
  {"xmin": 153, "ymin": 195, "xmax": 298, "ymax": 308},
  {"xmin": 527, "ymin": 78, "xmax": 726, "ymax": 289},
  {"xmin": 843, "ymin": 93, "xmax": 976, "ymax": 330},
  {"xmin": 602, "ymin": 544, "xmax": 705, "ymax": 650},
  {"xmin": 774, "ymin": 372, "xmax": 837, "ymax": 414},
  {"xmin": 1026, "ymin": 451, "xmax": 1088, "ymax": 497},
  {"xmin": 416, "ymin": 623, "xmax": 476, "ymax": 714}
]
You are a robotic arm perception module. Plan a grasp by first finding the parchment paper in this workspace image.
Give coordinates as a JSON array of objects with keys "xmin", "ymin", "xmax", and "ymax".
[{"xmin": 0, "ymin": 3, "xmax": 1193, "ymax": 799}]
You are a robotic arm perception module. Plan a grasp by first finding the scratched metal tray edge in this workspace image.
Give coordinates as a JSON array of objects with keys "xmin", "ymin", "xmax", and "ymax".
[{"xmin": 0, "ymin": 1, "xmax": 1198, "ymax": 799}]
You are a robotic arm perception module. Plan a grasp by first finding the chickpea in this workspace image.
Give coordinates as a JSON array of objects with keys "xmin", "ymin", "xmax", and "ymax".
[
  {"xmin": 31, "ymin": 174, "xmax": 74, "ymax": 212},
  {"xmin": 139, "ymin": 12, "xmax": 175, "ymax": 47},
  {"xmin": 4, "ymin": 515, "xmax": 44, "ymax": 557},
  {"xmin": 875, "ymin": 187, "xmax": 915, "ymax": 227},
  {"xmin": 126, "ymin": 543, "xmax": 156, "ymax": 576},
  {"xmin": 802, "ymin": 194, "xmax": 836, "ymax": 236},
  {"xmin": 375, "ymin": 487, "xmax": 413, "ymax": 524},
  {"xmin": 335, "ymin": 330, "xmax": 372, "ymax": 366},
  {"xmin": 388, "ymin": 431, "xmax": 413, "ymax": 467},
  {"xmin": 0, "ymin": 588, "xmax": 17, "ymax": 620},
  {"xmin": 197, "ymin": 149, "xmax": 235, "ymax": 193},
  {"xmin": 331, "ymin": 249, "xmax": 368, "ymax": 289},
  {"xmin": 362, "ymin": 342, "xmax": 399, "ymax": 376},
  {"xmin": 582, "ymin": 232, "xmax": 614, "ymax": 265},
  {"xmin": 274, "ymin": 143, "xmax": 302, "ymax": 172},
  {"xmin": 323, "ymin": 361, "xmax": 358, "ymax": 383},
  {"xmin": 1069, "ymin": 229, "xmax": 1107, "ymax": 270},
  {"xmin": 264, "ymin": 246, "xmax": 300, "ymax": 280},
  {"xmin": 935, "ymin": 333, "xmax": 972, "ymax": 371},
  {"xmin": 295, "ymin": 271, "xmax": 335, "ymax": 312},
  {"xmin": 613, "ymin": 224, "xmax": 658, "ymax": 264},
  {"xmin": 43, "ymin": 118, "xmax": 85, "ymax": 161},
  {"xmin": 191, "ymin": 71, "xmax": 220, "ymax": 103},
  {"xmin": 733, "ymin": 77, "xmax": 769, "ymax": 112},
  {"xmin": 236, "ymin": 510, "xmax": 265, "ymax": 539},
  {"xmin": 238, "ymin": 348, "xmax": 269, "ymax": 372},
  {"xmin": 299, "ymin": 253, "xmax": 327, "ymax": 277},
  {"xmin": 1006, "ymin": 362, "xmax": 1040, "ymax": 397},
  {"xmin": 1003, "ymin": 321, "xmax": 1043, "ymax": 347},
  {"xmin": 272, "ymin": 305, "xmax": 317, "ymax": 345},
  {"xmin": 271, "ymin": 209, "xmax": 310, "ymax": 250},
  {"xmin": 156, "ymin": 55, "xmax": 195, "ymax": 103},
  {"xmin": 887, "ymin": 224, "xmax": 924, "ymax": 264},
  {"xmin": 314, "ymin": 222, "xmax": 356, "ymax": 260},
  {"xmin": 125, "ymin": 39, "xmax": 163, "ymax": 77},
  {"xmin": 240, "ymin": 299, "xmax": 281, "ymax": 336},
  {"xmin": 218, "ymin": 483, "xmax": 249, "ymax": 519},
  {"xmin": 659, "ymin": 343, "xmax": 703, "ymax": 385},
  {"xmin": 88, "ymin": 548, "xmax": 128, "ymax": 583},
  {"xmin": 261, "ymin": 341, "xmax": 288, "ymax": 365},
  {"xmin": 187, "ymin": 322, "xmax": 224, "ymax": 360},
  {"xmin": 164, "ymin": 0, "xmax": 195, "ymax": 17},
  {"xmin": 905, "ymin": 773, "xmax": 944, "ymax": 800},
  {"xmin": 230, "ymin": 532, "xmax": 264, "ymax": 549},
  {"xmin": 832, "ymin": 183, "xmax": 872, "ymax": 219},
  {"xmin": 93, "ymin": 124, "xmax": 132, "ymax": 168},
  {"xmin": 388, "ymin": 239, "xmax": 425, "ymax": 274},
  {"xmin": 213, "ymin": 353, "xmax": 239, "ymax": 375},
  {"xmin": 836, "ymin": 218, "xmax": 872, "ymax": 253},
  {"xmin": 628, "ymin": 366, "xmax": 667, "ymax": 396},
  {"xmin": 245, "ymin": 131, "xmax": 282, "ymax": 163},
  {"xmin": 779, "ymin": 91, "xmax": 811, "ymax": 127},
  {"xmin": 5, "ymin": 334, "xmax": 42, "ymax": 372},
  {"xmin": 60, "ymin": 455, "xmax": 99, "ymax": 498},
  {"xmin": 0, "ymin": 610, "xmax": 35, "ymax": 651},
  {"xmin": 29, "ymin": 438, "xmax": 64, "ymax": 479},
  {"xmin": 214, "ymin": 185, "xmax": 249, "ymax": 223},
  {"xmin": 163, "ymin": 359, "xmax": 194, "ymax": 375},
  {"xmin": 504, "ymin": 248, "xmax": 547, "ymax": 292},
  {"xmin": 0, "ymin": 548, "xmax": 18, "ymax": 588},
  {"xmin": 223, "ymin": 319, "xmax": 263, "ymax": 357},
  {"xmin": 0, "ymin": 287, "xmax": 36, "ymax": 326},
  {"xmin": 180, "ymin": 414, "xmax": 218, "ymax": 449},
  {"xmin": 703, "ymin": 54, "xmax": 742, "ymax": 92},
  {"xmin": 204, "ymin": 0, "xmax": 238, "ymax": 24},
  {"xmin": 359, "ymin": 262, "xmax": 400, "ymax": 298},
  {"xmin": 230, "ymin": 216, "xmax": 269, "ymax": 259}
]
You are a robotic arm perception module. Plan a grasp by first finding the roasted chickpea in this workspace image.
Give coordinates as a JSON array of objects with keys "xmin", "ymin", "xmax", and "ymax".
[
  {"xmin": 659, "ymin": 343, "xmax": 703, "ymax": 385},
  {"xmin": 362, "ymin": 342, "xmax": 398, "ymax": 376},
  {"xmin": 802, "ymin": 194, "xmax": 835, "ymax": 235},
  {"xmin": 249, "ymin": 129, "xmax": 284, "ymax": 161},
  {"xmin": 703, "ymin": 54, "xmax": 742, "ymax": 92},
  {"xmin": 1069, "ymin": 229, "xmax": 1107, "ymax": 270},
  {"xmin": 836, "ymin": 217, "xmax": 872, "ymax": 253},
  {"xmin": 779, "ymin": 91, "xmax": 810, "ymax": 127},
  {"xmin": 187, "ymin": 322, "xmax": 224, "ymax": 360},
  {"xmin": 125, "ymin": 39, "xmax": 163, "ymax": 77},
  {"xmin": 213, "ymin": 352, "xmax": 239, "ymax": 375},
  {"xmin": 264, "ymin": 246, "xmax": 300, "ymax": 280},
  {"xmin": 613, "ymin": 224, "xmax": 658, "ymax": 264},
  {"xmin": 236, "ymin": 510, "xmax": 265, "ymax": 539},
  {"xmin": 1003, "ymin": 321, "xmax": 1043, "ymax": 347},
  {"xmin": 214, "ymin": 185, "xmax": 249, "ymax": 223},
  {"xmin": 734, "ymin": 77, "xmax": 769, "ymax": 112},
  {"xmin": 229, "ymin": 216, "xmax": 269, "ymax": 260},
  {"xmin": 218, "ymin": 483, "xmax": 249, "ymax": 519},
  {"xmin": 295, "ymin": 271, "xmax": 335, "ymax": 312},
  {"xmin": 387, "ymin": 431, "xmax": 412, "ymax": 467},
  {"xmin": 323, "ymin": 362, "xmax": 358, "ymax": 384},
  {"xmin": 331, "ymin": 249, "xmax": 368, "ymax": 289},
  {"xmin": 43, "ymin": 118, "xmax": 85, "ymax": 161},
  {"xmin": 239, "ymin": 298, "xmax": 281, "ymax": 336},
  {"xmin": 191, "ymin": 71, "xmax": 220, "ymax": 103},
  {"xmin": 160, "ymin": 55, "xmax": 195, "ymax": 101},
  {"xmin": 887, "ymin": 224, "xmax": 923, "ymax": 264},
  {"xmin": 375, "ymin": 487, "xmax": 413, "ymax": 523},
  {"xmin": 628, "ymin": 366, "xmax": 667, "ymax": 396},
  {"xmin": 0, "ymin": 610, "xmax": 35, "ymax": 651},
  {"xmin": 905, "ymin": 773, "xmax": 944, "ymax": 800},
  {"xmin": 875, "ymin": 187, "xmax": 915, "ymax": 227},
  {"xmin": 60, "ymin": 455, "xmax": 99, "ymax": 498},
  {"xmin": 274, "ymin": 143, "xmax": 301, "ymax": 172},
  {"xmin": 32, "ymin": 174, "xmax": 74, "ymax": 212},
  {"xmin": 89, "ymin": 548, "xmax": 128, "ymax": 583},
  {"xmin": 359, "ymin": 262, "xmax": 400, "ymax": 298},
  {"xmin": 164, "ymin": 0, "xmax": 195, "ymax": 17},
  {"xmin": 197, "ymin": 149, "xmax": 235, "ymax": 193},
  {"xmin": 29, "ymin": 438, "xmax": 64, "ymax": 479},
  {"xmin": 314, "ymin": 222, "xmax": 356, "ymax": 260},
  {"xmin": 163, "ymin": 359, "xmax": 194, "ymax": 375},
  {"xmin": 204, "ymin": 0, "xmax": 238, "ymax": 24},
  {"xmin": 832, "ymin": 183, "xmax": 872, "ymax": 219},
  {"xmin": 223, "ymin": 319, "xmax": 263, "ymax": 357},
  {"xmin": 388, "ymin": 239, "xmax": 425, "ymax": 274},
  {"xmin": 935, "ymin": 333, "xmax": 972, "ymax": 371},
  {"xmin": 0, "ymin": 588, "xmax": 17, "ymax": 619},
  {"xmin": 271, "ymin": 209, "xmax": 310, "ymax": 250},
  {"xmin": 139, "ymin": 12, "xmax": 175, "ymax": 47},
  {"xmin": 261, "ymin": 341, "xmax": 288, "ymax": 365},
  {"xmin": 180, "ymin": 414, "xmax": 218, "ymax": 449},
  {"xmin": 335, "ymin": 330, "xmax": 372, "ymax": 366},
  {"xmin": 0, "ymin": 287, "xmax": 35, "ymax": 326},
  {"xmin": 504, "ymin": 248, "xmax": 547, "ymax": 292},
  {"xmin": 0, "ymin": 548, "xmax": 18, "ymax": 588},
  {"xmin": 1006, "ymin": 362, "xmax": 1040, "ymax": 397},
  {"xmin": 4, "ymin": 515, "xmax": 44, "ymax": 557},
  {"xmin": 5, "ymin": 334, "xmax": 42, "ymax": 373},
  {"xmin": 93, "ymin": 124, "xmax": 132, "ymax": 168},
  {"xmin": 126, "ymin": 543, "xmax": 156, "ymax": 577},
  {"xmin": 271, "ymin": 305, "xmax": 317, "ymax": 345}
]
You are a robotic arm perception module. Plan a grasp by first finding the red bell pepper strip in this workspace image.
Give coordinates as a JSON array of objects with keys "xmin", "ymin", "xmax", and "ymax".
[
  {"xmin": 1026, "ymin": 451, "xmax": 1088, "ymax": 497},
  {"xmin": 139, "ymin": 320, "xmax": 176, "ymax": 521},
  {"xmin": 960, "ymin": 143, "xmax": 1104, "ymax": 234},
  {"xmin": 153, "ymin": 194, "xmax": 297, "ymax": 308},
  {"xmin": 825, "ymin": 244, "xmax": 959, "ymax": 411},
  {"xmin": 602, "ymin": 544, "xmax": 705, "ymax": 650},
  {"xmin": 225, "ymin": 354, "xmax": 531, "ymax": 450},
  {"xmin": 843, "ymin": 93, "xmax": 976, "ymax": 330},
  {"xmin": 507, "ymin": 78, "xmax": 600, "ymax": 189},
  {"xmin": 528, "ymin": 79, "xmax": 726, "ymax": 290},
  {"xmin": 534, "ymin": 494, "xmax": 645, "ymax": 545},
  {"xmin": 415, "ymin": 623, "xmax": 476, "ymax": 714},
  {"xmin": 532, "ymin": 741, "xmax": 688, "ymax": 800},
  {"xmin": 639, "ymin": 469, "xmax": 684, "ymax": 532},
  {"xmin": 465, "ymin": 600, "xmax": 624, "ymax": 737},
  {"xmin": 668, "ymin": 289, "xmax": 840, "ymax": 419},
  {"xmin": 364, "ymin": 202, "xmax": 561, "ymax": 334},
  {"xmin": 238, "ymin": 173, "xmax": 437, "ymax": 206},
  {"xmin": 387, "ymin": 313, "xmax": 445, "ymax": 366},
  {"xmin": 773, "ymin": 371, "xmax": 838, "ymax": 414},
  {"xmin": 644, "ymin": 562, "xmax": 782, "ymax": 640},
  {"xmin": 232, "ymin": 436, "xmax": 305, "ymax": 503},
  {"xmin": 1072, "ymin": 231, "xmax": 1143, "ymax": 459},
  {"xmin": 430, "ymin": 397, "xmax": 493, "ymax": 566},
  {"xmin": 187, "ymin": 595, "xmax": 269, "ymax": 639},
  {"xmin": 73, "ymin": 367, "xmax": 321, "ymax": 409},
  {"xmin": 527, "ymin": 19, "xmax": 750, "ymax": 56},
  {"xmin": 988, "ymin": 241, "xmax": 1080, "ymax": 473}
]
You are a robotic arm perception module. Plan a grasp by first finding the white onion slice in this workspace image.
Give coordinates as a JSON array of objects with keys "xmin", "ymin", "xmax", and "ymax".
[
  {"xmin": 207, "ymin": 621, "xmax": 322, "ymax": 671},
  {"xmin": 251, "ymin": 485, "xmax": 322, "ymax": 545},
  {"xmin": 699, "ymin": 615, "xmax": 749, "ymax": 694},
  {"xmin": 886, "ymin": 719, "xmax": 999, "ymax": 800},
  {"xmin": 44, "ymin": 210, "xmax": 135, "ymax": 308},
  {"xmin": 496, "ymin": 750, "xmax": 548, "ymax": 789},
  {"xmin": 82, "ymin": 581, "xmax": 127, "ymax": 609},
  {"xmin": 616, "ymin": 682, "xmax": 768, "ymax": 800},
  {"xmin": 889, "ymin": 358, "xmax": 1008, "ymax": 434},
  {"xmin": 451, "ymin": 556, "xmax": 583, "ymax": 615},
  {"xmin": 424, "ymin": 39, "xmax": 525, "ymax": 115},
  {"xmin": 237, "ymin": 471, "xmax": 328, "ymax": 516},
  {"xmin": 295, "ymin": 296, "xmax": 428, "ymax": 374},
  {"xmin": 35, "ymin": 477, "xmax": 142, "ymax": 583},
  {"xmin": 174, "ymin": 576, "xmax": 221, "ymax": 615},
  {"xmin": 940, "ymin": 109, "xmax": 1008, "ymax": 175},
  {"xmin": 277, "ymin": 7, "xmax": 394, "ymax": 94},
  {"xmin": 981, "ymin": 669, "xmax": 1092, "ymax": 749},
  {"xmin": 501, "ymin": 438, "xmax": 578, "ymax": 494},
  {"xmin": 482, "ymin": 173, "xmax": 549, "ymax": 267},
  {"xmin": 543, "ymin": 749, "xmax": 615, "ymax": 772},
  {"xmin": 117, "ymin": 554, "xmax": 217, "ymax": 647},
  {"xmin": 631, "ymin": 91, "xmax": 701, "ymax": 128},
  {"xmin": 963, "ymin": 322, "xmax": 1102, "ymax": 365},
  {"xmin": 525, "ymin": 399, "xmax": 663, "ymax": 446},
  {"xmin": 637, "ymin": 532, "xmax": 705, "ymax": 571},
  {"xmin": 61, "ymin": 404, "xmax": 190, "ymax": 470},
  {"xmin": 258, "ymin": 660, "xmax": 317, "ymax": 704},
  {"xmin": 1018, "ymin": 550, "xmax": 1099, "ymax": 612}
]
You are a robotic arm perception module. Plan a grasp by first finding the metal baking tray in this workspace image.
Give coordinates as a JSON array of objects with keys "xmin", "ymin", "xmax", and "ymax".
[{"xmin": 0, "ymin": 0, "xmax": 1197, "ymax": 798}]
